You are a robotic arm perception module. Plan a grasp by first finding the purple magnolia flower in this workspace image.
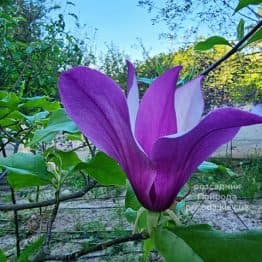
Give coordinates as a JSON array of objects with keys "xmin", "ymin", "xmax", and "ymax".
[{"xmin": 59, "ymin": 61, "xmax": 262, "ymax": 211}]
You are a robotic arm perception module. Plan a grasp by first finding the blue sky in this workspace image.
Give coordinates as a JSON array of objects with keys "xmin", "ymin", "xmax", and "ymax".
[
  {"xmin": 54, "ymin": 0, "xmax": 257, "ymax": 60},
  {"xmin": 57, "ymin": 0, "xmax": 175, "ymax": 59}
]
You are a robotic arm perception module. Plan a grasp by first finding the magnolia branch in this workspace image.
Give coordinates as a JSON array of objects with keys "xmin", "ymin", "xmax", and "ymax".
[
  {"xmin": 10, "ymin": 187, "xmax": 20, "ymax": 257},
  {"xmin": 202, "ymin": 19, "xmax": 262, "ymax": 76},
  {"xmin": 42, "ymin": 189, "xmax": 61, "ymax": 255},
  {"xmin": 0, "ymin": 181, "xmax": 97, "ymax": 211},
  {"xmin": 40, "ymin": 232, "xmax": 149, "ymax": 261}
]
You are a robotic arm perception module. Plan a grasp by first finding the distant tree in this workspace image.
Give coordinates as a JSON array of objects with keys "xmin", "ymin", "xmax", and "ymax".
[
  {"xmin": 0, "ymin": 0, "xmax": 94, "ymax": 97},
  {"xmin": 99, "ymin": 43, "xmax": 128, "ymax": 90},
  {"xmin": 138, "ymin": 0, "xmax": 261, "ymax": 42},
  {"xmin": 136, "ymin": 45, "xmax": 262, "ymax": 111}
]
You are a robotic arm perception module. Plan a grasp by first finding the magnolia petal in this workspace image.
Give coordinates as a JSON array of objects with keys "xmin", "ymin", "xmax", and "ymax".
[
  {"xmin": 150, "ymin": 107, "xmax": 262, "ymax": 211},
  {"xmin": 135, "ymin": 66, "xmax": 182, "ymax": 155},
  {"xmin": 126, "ymin": 60, "xmax": 139, "ymax": 133},
  {"xmin": 59, "ymin": 67, "xmax": 137, "ymax": 169},
  {"xmin": 59, "ymin": 66, "xmax": 132, "ymax": 166},
  {"xmin": 175, "ymin": 76, "xmax": 204, "ymax": 132},
  {"xmin": 59, "ymin": 66, "xmax": 156, "ymax": 207}
]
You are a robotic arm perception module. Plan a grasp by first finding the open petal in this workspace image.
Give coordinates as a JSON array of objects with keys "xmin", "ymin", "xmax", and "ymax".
[
  {"xmin": 135, "ymin": 66, "xmax": 182, "ymax": 155},
  {"xmin": 59, "ymin": 66, "xmax": 155, "ymax": 206},
  {"xmin": 59, "ymin": 66, "xmax": 133, "ymax": 167},
  {"xmin": 175, "ymin": 76, "xmax": 204, "ymax": 132},
  {"xmin": 150, "ymin": 107, "xmax": 262, "ymax": 210},
  {"xmin": 126, "ymin": 60, "xmax": 139, "ymax": 133}
]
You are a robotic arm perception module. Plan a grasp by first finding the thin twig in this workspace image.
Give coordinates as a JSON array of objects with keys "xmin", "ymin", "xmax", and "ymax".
[
  {"xmin": 175, "ymin": 188, "xmax": 191, "ymax": 202},
  {"xmin": 41, "ymin": 232, "xmax": 149, "ymax": 261},
  {"xmin": 201, "ymin": 19, "xmax": 262, "ymax": 76},
  {"xmin": 0, "ymin": 139, "xmax": 12, "ymax": 153},
  {"xmin": 0, "ymin": 139, "xmax": 7, "ymax": 157},
  {"xmin": 189, "ymin": 189, "xmax": 215, "ymax": 220},
  {"xmin": 0, "ymin": 180, "xmax": 97, "ymax": 211},
  {"xmin": 42, "ymin": 189, "xmax": 61, "ymax": 255},
  {"xmin": 227, "ymin": 201, "xmax": 249, "ymax": 230},
  {"xmin": 71, "ymin": 143, "xmax": 87, "ymax": 152},
  {"xmin": 189, "ymin": 197, "xmax": 206, "ymax": 220},
  {"xmin": 0, "ymin": 111, "xmax": 12, "ymax": 121},
  {"xmin": 221, "ymin": 0, "xmax": 258, "ymax": 22},
  {"xmin": 10, "ymin": 188, "xmax": 20, "ymax": 257},
  {"xmin": 247, "ymin": 6, "xmax": 262, "ymax": 19},
  {"xmin": 0, "ymin": 170, "xmax": 8, "ymax": 179},
  {"xmin": 84, "ymin": 136, "xmax": 96, "ymax": 158}
]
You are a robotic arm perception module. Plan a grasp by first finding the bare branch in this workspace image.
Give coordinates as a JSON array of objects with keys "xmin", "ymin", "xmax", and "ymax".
[
  {"xmin": 0, "ymin": 181, "xmax": 97, "ymax": 211},
  {"xmin": 84, "ymin": 136, "xmax": 96, "ymax": 157},
  {"xmin": 10, "ymin": 187, "xmax": 21, "ymax": 257},
  {"xmin": 221, "ymin": 0, "xmax": 258, "ymax": 22},
  {"xmin": 202, "ymin": 19, "xmax": 262, "ymax": 76},
  {"xmin": 41, "ymin": 232, "xmax": 149, "ymax": 261},
  {"xmin": 247, "ymin": 6, "xmax": 262, "ymax": 19},
  {"xmin": 42, "ymin": 189, "xmax": 61, "ymax": 255}
]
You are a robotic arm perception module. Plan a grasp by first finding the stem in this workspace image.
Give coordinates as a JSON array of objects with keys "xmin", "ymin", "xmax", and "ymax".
[
  {"xmin": 42, "ymin": 232, "xmax": 149, "ymax": 261},
  {"xmin": 201, "ymin": 19, "xmax": 262, "ymax": 76},
  {"xmin": 43, "ymin": 189, "xmax": 61, "ymax": 255},
  {"xmin": 11, "ymin": 188, "xmax": 20, "ymax": 257}
]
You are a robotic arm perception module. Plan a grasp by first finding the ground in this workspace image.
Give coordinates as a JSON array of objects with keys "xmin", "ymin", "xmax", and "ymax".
[{"xmin": 0, "ymin": 183, "xmax": 261, "ymax": 261}]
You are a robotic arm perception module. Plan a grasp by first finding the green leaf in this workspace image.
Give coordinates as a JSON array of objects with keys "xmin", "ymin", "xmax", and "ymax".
[
  {"xmin": 143, "ymin": 238, "xmax": 155, "ymax": 262},
  {"xmin": 0, "ymin": 91, "xmax": 19, "ymax": 109},
  {"xmin": 195, "ymin": 36, "xmax": 231, "ymax": 51},
  {"xmin": 0, "ymin": 108, "xmax": 9, "ymax": 119},
  {"xmin": 24, "ymin": 111, "xmax": 49, "ymax": 123},
  {"xmin": 30, "ymin": 109, "xmax": 79, "ymax": 144},
  {"xmin": 21, "ymin": 96, "xmax": 60, "ymax": 111},
  {"xmin": 49, "ymin": 150, "xmax": 82, "ymax": 172},
  {"xmin": 237, "ymin": 19, "xmax": 245, "ymax": 40},
  {"xmin": 0, "ymin": 250, "xmax": 7, "ymax": 262},
  {"xmin": 82, "ymin": 152, "xmax": 126, "ymax": 186},
  {"xmin": 246, "ymin": 27, "xmax": 262, "ymax": 46},
  {"xmin": 177, "ymin": 67, "xmax": 196, "ymax": 86},
  {"xmin": 197, "ymin": 161, "xmax": 219, "ymax": 172},
  {"xmin": 197, "ymin": 161, "xmax": 237, "ymax": 176},
  {"xmin": 235, "ymin": 0, "xmax": 262, "ymax": 12},
  {"xmin": 155, "ymin": 63, "xmax": 165, "ymax": 75},
  {"xmin": 124, "ymin": 207, "xmax": 147, "ymax": 230},
  {"xmin": 66, "ymin": 132, "xmax": 83, "ymax": 141},
  {"xmin": 0, "ymin": 153, "xmax": 52, "ymax": 190},
  {"xmin": 17, "ymin": 236, "xmax": 44, "ymax": 262},
  {"xmin": 171, "ymin": 224, "xmax": 262, "ymax": 262},
  {"xmin": 155, "ymin": 228, "xmax": 203, "ymax": 262},
  {"xmin": 125, "ymin": 182, "xmax": 141, "ymax": 210},
  {"xmin": 124, "ymin": 207, "xmax": 138, "ymax": 223},
  {"xmin": 137, "ymin": 77, "xmax": 154, "ymax": 84},
  {"xmin": 175, "ymin": 200, "xmax": 186, "ymax": 213},
  {"xmin": 0, "ymin": 110, "xmax": 25, "ymax": 128}
]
